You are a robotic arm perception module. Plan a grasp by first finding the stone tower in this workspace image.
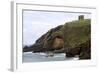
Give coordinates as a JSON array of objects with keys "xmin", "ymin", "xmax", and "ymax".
[{"xmin": 78, "ymin": 15, "xmax": 84, "ymax": 20}]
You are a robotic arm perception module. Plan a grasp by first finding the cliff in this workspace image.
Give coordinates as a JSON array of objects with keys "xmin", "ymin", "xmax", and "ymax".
[{"xmin": 23, "ymin": 16, "xmax": 91, "ymax": 59}]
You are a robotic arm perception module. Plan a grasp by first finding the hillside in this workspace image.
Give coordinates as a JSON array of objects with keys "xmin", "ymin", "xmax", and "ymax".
[{"xmin": 23, "ymin": 16, "xmax": 91, "ymax": 59}]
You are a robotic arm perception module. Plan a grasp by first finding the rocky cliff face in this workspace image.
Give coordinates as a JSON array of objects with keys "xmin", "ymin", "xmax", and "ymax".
[
  {"xmin": 23, "ymin": 25, "xmax": 64, "ymax": 52},
  {"xmin": 23, "ymin": 18, "xmax": 91, "ymax": 59}
]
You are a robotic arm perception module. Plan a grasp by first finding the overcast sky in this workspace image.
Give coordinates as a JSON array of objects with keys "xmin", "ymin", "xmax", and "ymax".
[{"xmin": 23, "ymin": 10, "xmax": 91, "ymax": 46}]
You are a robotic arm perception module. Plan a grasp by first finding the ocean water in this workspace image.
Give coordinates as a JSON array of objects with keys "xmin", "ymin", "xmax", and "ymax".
[{"xmin": 23, "ymin": 52, "xmax": 79, "ymax": 63}]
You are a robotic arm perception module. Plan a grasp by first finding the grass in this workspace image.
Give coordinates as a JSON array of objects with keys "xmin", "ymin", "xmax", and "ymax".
[{"xmin": 60, "ymin": 19, "xmax": 91, "ymax": 48}]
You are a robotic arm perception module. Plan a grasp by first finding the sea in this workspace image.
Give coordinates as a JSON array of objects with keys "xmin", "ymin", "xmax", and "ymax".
[{"xmin": 23, "ymin": 52, "xmax": 79, "ymax": 63}]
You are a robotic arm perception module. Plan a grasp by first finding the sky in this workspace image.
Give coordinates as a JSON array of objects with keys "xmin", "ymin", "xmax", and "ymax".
[{"xmin": 23, "ymin": 10, "xmax": 91, "ymax": 46}]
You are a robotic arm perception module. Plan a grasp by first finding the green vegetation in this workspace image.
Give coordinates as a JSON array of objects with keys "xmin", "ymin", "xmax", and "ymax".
[
  {"xmin": 48, "ymin": 19, "xmax": 91, "ymax": 49},
  {"xmin": 61, "ymin": 19, "xmax": 91, "ymax": 49}
]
